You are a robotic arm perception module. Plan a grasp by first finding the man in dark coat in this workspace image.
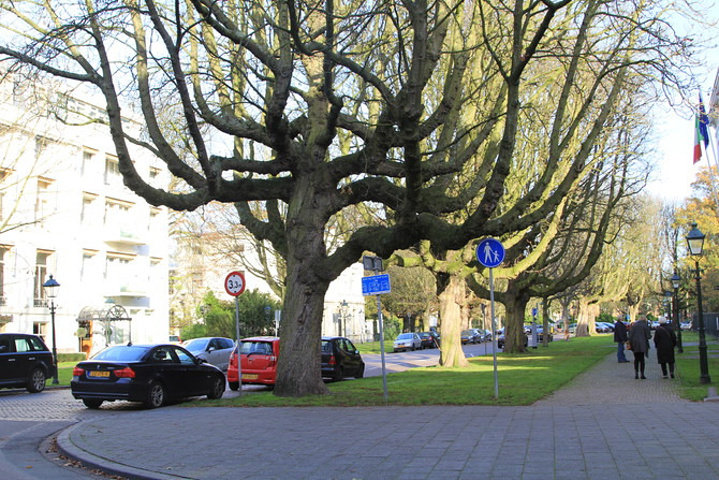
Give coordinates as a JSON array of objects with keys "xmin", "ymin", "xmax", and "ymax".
[
  {"xmin": 614, "ymin": 317, "xmax": 630, "ymax": 363},
  {"xmin": 654, "ymin": 317, "xmax": 678, "ymax": 378},
  {"xmin": 628, "ymin": 316, "xmax": 652, "ymax": 379}
]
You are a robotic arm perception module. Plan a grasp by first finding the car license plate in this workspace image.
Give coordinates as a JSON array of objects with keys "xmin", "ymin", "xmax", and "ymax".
[
  {"xmin": 242, "ymin": 374, "xmax": 258, "ymax": 380},
  {"xmin": 88, "ymin": 371, "xmax": 110, "ymax": 378}
]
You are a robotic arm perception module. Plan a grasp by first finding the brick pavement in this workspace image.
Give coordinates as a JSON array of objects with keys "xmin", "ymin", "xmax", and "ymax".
[{"xmin": 54, "ymin": 346, "xmax": 719, "ymax": 480}]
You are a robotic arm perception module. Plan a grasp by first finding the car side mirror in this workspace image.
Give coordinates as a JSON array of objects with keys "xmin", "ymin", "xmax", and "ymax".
[
  {"xmin": 197, "ymin": 357, "xmax": 207, "ymax": 364},
  {"xmin": 207, "ymin": 347, "xmax": 216, "ymax": 353}
]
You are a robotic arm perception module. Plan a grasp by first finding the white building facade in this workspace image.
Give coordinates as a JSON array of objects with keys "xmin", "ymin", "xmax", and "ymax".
[{"xmin": 0, "ymin": 78, "xmax": 170, "ymax": 357}]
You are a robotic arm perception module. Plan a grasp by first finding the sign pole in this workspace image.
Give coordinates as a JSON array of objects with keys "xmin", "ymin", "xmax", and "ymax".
[
  {"xmin": 363, "ymin": 255, "xmax": 389, "ymax": 401},
  {"xmin": 489, "ymin": 267, "xmax": 499, "ymax": 400},
  {"xmin": 225, "ymin": 271, "xmax": 246, "ymax": 397},
  {"xmin": 476, "ymin": 238, "xmax": 505, "ymax": 400},
  {"xmin": 377, "ymin": 293, "xmax": 389, "ymax": 402},
  {"xmin": 234, "ymin": 295, "xmax": 242, "ymax": 397}
]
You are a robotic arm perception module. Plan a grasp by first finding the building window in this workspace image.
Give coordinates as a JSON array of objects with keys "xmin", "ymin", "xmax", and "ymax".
[
  {"xmin": 104, "ymin": 199, "xmax": 132, "ymax": 227},
  {"xmin": 35, "ymin": 178, "xmax": 53, "ymax": 227},
  {"xmin": 33, "ymin": 251, "xmax": 53, "ymax": 307},
  {"xmin": 82, "ymin": 150, "xmax": 95, "ymax": 177},
  {"xmin": 33, "ymin": 322, "xmax": 47, "ymax": 342},
  {"xmin": 81, "ymin": 193, "xmax": 98, "ymax": 226},
  {"xmin": 104, "ymin": 156, "xmax": 121, "ymax": 186},
  {"xmin": 81, "ymin": 250, "xmax": 98, "ymax": 283}
]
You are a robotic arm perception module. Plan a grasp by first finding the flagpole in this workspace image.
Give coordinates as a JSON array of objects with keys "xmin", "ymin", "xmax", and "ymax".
[{"xmin": 697, "ymin": 93, "xmax": 719, "ymax": 210}]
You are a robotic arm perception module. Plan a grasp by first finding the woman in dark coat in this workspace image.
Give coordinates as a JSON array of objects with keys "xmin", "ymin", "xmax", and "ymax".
[
  {"xmin": 654, "ymin": 319, "xmax": 677, "ymax": 378},
  {"xmin": 628, "ymin": 316, "xmax": 652, "ymax": 379}
]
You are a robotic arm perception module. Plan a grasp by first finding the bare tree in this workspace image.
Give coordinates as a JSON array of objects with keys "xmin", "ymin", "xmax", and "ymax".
[{"xmin": 0, "ymin": 0, "xmax": 697, "ymax": 396}]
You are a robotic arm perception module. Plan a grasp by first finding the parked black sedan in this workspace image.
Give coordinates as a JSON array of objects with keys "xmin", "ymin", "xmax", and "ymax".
[
  {"xmin": 321, "ymin": 336, "xmax": 365, "ymax": 381},
  {"xmin": 71, "ymin": 344, "xmax": 225, "ymax": 409}
]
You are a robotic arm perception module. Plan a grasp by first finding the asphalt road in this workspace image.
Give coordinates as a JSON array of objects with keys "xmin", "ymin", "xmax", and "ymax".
[{"xmin": 0, "ymin": 341, "xmax": 497, "ymax": 479}]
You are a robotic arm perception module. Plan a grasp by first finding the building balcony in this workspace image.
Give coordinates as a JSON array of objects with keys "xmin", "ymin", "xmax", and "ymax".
[
  {"xmin": 105, "ymin": 281, "xmax": 148, "ymax": 297},
  {"xmin": 104, "ymin": 226, "xmax": 147, "ymax": 246}
]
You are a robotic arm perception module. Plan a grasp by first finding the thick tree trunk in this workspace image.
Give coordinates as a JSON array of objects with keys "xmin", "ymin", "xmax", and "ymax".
[
  {"xmin": 273, "ymin": 184, "xmax": 331, "ymax": 397},
  {"xmin": 575, "ymin": 299, "xmax": 597, "ymax": 337},
  {"xmin": 438, "ymin": 275, "xmax": 469, "ymax": 367},
  {"xmin": 502, "ymin": 290, "xmax": 530, "ymax": 353}
]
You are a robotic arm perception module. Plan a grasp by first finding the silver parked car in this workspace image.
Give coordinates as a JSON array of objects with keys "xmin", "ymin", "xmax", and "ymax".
[
  {"xmin": 182, "ymin": 337, "xmax": 235, "ymax": 371},
  {"xmin": 393, "ymin": 333, "xmax": 422, "ymax": 352}
]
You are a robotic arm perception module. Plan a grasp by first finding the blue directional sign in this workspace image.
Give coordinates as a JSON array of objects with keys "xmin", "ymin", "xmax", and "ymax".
[
  {"xmin": 476, "ymin": 238, "xmax": 505, "ymax": 268},
  {"xmin": 362, "ymin": 274, "xmax": 391, "ymax": 296}
]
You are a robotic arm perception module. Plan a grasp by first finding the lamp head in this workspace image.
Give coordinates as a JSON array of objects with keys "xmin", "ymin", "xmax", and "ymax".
[
  {"xmin": 42, "ymin": 275, "xmax": 60, "ymax": 299},
  {"xmin": 671, "ymin": 273, "xmax": 681, "ymax": 289},
  {"xmin": 686, "ymin": 222, "xmax": 705, "ymax": 256}
]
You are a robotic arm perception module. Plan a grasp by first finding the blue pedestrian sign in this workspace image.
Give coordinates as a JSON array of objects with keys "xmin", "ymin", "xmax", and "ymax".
[
  {"xmin": 362, "ymin": 274, "xmax": 391, "ymax": 296},
  {"xmin": 476, "ymin": 238, "xmax": 505, "ymax": 268}
]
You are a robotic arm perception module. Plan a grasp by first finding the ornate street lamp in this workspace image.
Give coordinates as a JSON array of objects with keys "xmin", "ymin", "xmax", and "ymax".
[
  {"xmin": 686, "ymin": 222, "xmax": 710, "ymax": 384},
  {"xmin": 339, "ymin": 300, "xmax": 349, "ymax": 338},
  {"xmin": 42, "ymin": 275, "xmax": 60, "ymax": 385},
  {"xmin": 671, "ymin": 272, "xmax": 683, "ymax": 353}
]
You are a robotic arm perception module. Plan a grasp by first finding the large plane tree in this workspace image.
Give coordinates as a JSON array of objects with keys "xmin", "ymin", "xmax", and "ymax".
[{"xmin": 0, "ymin": 0, "xmax": 695, "ymax": 396}]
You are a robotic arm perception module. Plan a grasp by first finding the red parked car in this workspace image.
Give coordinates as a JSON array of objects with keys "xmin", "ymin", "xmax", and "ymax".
[{"xmin": 227, "ymin": 336, "xmax": 280, "ymax": 390}]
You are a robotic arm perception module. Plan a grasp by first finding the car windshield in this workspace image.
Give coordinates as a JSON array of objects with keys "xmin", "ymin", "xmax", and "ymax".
[
  {"xmin": 92, "ymin": 345, "xmax": 150, "ymax": 362},
  {"xmin": 397, "ymin": 333, "xmax": 413, "ymax": 340},
  {"xmin": 240, "ymin": 341, "xmax": 273, "ymax": 355},
  {"xmin": 183, "ymin": 338, "xmax": 209, "ymax": 351}
]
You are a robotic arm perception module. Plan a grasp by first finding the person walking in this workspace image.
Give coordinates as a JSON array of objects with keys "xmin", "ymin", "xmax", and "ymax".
[
  {"xmin": 628, "ymin": 316, "xmax": 652, "ymax": 379},
  {"xmin": 614, "ymin": 317, "xmax": 630, "ymax": 363},
  {"xmin": 654, "ymin": 317, "xmax": 677, "ymax": 378}
]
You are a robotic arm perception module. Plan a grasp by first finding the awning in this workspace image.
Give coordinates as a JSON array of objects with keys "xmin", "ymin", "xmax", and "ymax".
[{"xmin": 76, "ymin": 304, "xmax": 132, "ymax": 322}]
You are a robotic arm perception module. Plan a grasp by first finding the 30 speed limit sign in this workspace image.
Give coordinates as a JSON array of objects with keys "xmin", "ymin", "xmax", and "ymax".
[{"xmin": 224, "ymin": 271, "xmax": 246, "ymax": 297}]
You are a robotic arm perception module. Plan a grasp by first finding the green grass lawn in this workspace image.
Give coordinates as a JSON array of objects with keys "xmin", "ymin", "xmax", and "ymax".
[
  {"xmin": 56, "ymin": 362, "xmax": 76, "ymax": 385},
  {"xmin": 673, "ymin": 332, "xmax": 719, "ymax": 401},
  {"xmin": 200, "ymin": 336, "xmax": 614, "ymax": 407},
  {"xmin": 57, "ymin": 333, "xmax": 719, "ymax": 405}
]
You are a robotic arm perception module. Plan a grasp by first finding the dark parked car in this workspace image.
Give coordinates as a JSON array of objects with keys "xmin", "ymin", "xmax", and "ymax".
[
  {"xmin": 182, "ymin": 336, "xmax": 235, "ymax": 371},
  {"xmin": 227, "ymin": 336, "xmax": 280, "ymax": 390},
  {"xmin": 418, "ymin": 332, "xmax": 437, "ymax": 349},
  {"xmin": 322, "ymin": 336, "xmax": 365, "ymax": 381},
  {"xmin": 0, "ymin": 333, "xmax": 56, "ymax": 393},
  {"xmin": 71, "ymin": 344, "xmax": 225, "ymax": 409}
]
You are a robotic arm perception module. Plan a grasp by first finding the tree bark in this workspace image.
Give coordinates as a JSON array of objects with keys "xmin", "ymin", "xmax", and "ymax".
[{"xmin": 437, "ymin": 274, "xmax": 469, "ymax": 367}]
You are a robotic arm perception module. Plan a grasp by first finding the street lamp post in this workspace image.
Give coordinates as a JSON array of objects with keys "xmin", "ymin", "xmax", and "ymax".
[
  {"xmin": 686, "ymin": 222, "xmax": 711, "ymax": 384},
  {"xmin": 42, "ymin": 275, "xmax": 60, "ymax": 385},
  {"xmin": 671, "ymin": 272, "xmax": 683, "ymax": 353},
  {"xmin": 339, "ymin": 300, "xmax": 349, "ymax": 338}
]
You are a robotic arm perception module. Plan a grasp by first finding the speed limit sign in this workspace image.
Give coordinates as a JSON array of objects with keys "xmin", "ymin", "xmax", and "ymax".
[{"xmin": 224, "ymin": 271, "xmax": 246, "ymax": 297}]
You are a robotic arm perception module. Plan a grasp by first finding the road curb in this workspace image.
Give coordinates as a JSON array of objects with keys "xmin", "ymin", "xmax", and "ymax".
[{"xmin": 56, "ymin": 423, "xmax": 186, "ymax": 480}]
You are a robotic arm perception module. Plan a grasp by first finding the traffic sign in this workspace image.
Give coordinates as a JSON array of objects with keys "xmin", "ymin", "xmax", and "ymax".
[
  {"xmin": 362, "ymin": 274, "xmax": 391, "ymax": 296},
  {"xmin": 224, "ymin": 271, "xmax": 246, "ymax": 297},
  {"xmin": 476, "ymin": 238, "xmax": 505, "ymax": 268}
]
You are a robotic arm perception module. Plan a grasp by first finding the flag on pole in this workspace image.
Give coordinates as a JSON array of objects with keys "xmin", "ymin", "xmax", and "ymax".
[{"xmin": 694, "ymin": 94, "xmax": 710, "ymax": 164}]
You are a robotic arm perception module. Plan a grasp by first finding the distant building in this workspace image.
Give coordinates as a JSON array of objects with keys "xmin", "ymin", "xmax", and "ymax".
[
  {"xmin": 0, "ymin": 76, "xmax": 170, "ymax": 356},
  {"xmin": 171, "ymin": 226, "xmax": 371, "ymax": 343}
]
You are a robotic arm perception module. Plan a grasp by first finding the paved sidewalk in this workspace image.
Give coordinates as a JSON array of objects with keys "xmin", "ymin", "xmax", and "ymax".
[{"xmin": 57, "ymin": 348, "xmax": 719, "ymax": 480}]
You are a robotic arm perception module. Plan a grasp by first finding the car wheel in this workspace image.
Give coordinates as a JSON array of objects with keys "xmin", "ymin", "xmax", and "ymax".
[
  {"xmin": 355, "ymin": 364, "xmax": 365, "ymax": 379},
  {"xmin": 144, "ymin": 381, "xmax": 166, "ymax": 409},
  {"xmin": 229, "ymin": 381, "xmax": 240, "ymax": 391},
  {"xmin": 411, "ymin": 345, "xmax": 415, "ymax": 351},
  {"xmin": 26, "ymin": 367, "xmax": 46, "ymax": 393},
  {"xmin": 82, "ymin": 399, "xmax": 103, "ymax": 409},
  {"xmin": 207, "ymin": 376, "xmax": 225, "ymax": 400}
]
